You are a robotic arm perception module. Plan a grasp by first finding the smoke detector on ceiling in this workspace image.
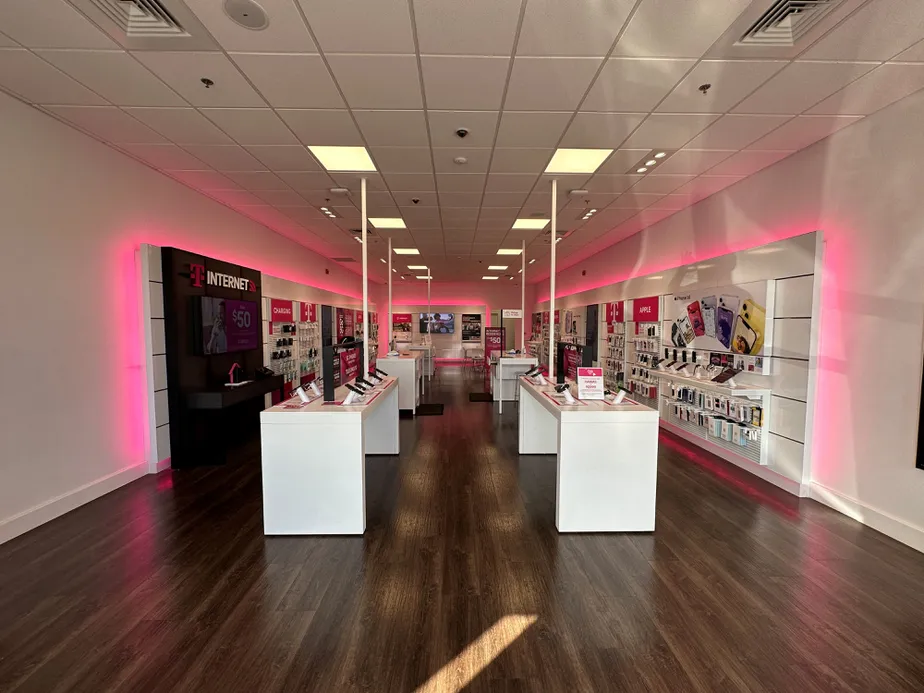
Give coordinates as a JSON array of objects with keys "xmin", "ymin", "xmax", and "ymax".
[{"xmin": 223, "ymin": 0, "xmax": 269, "ymax": 30}]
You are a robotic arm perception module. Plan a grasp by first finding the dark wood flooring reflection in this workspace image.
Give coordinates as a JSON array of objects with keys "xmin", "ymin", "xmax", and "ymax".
[{"xmin": 2, "ymin": 369, "xmax": 924, "ymax": 692}]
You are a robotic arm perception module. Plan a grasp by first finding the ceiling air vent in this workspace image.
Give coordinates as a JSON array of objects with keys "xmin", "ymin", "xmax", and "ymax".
[
  {"xmin": 737, "ymin": 0, "xmax": 842, "ymax": 46},
  {"xmin": 331, "ymin": 257, "xmax": 356, "ymax": 263},
  {"xmin": 86, "ymin": 0, "xmax": 186, "ymax": 37}
]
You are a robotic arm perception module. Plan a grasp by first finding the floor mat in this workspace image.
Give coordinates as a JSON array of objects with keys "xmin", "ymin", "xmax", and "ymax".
[
  {"xmin": 416, "ymin": 403, "xmax": 444, "ymax": 416},
  {"xmin": 468, "ymin": 392, "xmax": 493, "ymax": 402}
]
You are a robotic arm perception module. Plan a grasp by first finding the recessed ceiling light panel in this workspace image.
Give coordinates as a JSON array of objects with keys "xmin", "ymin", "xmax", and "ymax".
[
  {"xmin": 369, "ymin": 217, "xmax": 406, "ymax": 229},
  {"xmin": 512, "ymin": 218, "xmax": 550, "ymax": 230},
  {"xmin": 496, "ymin": 249, "xmax": 523, "ymax": 255},
  {"xmin": 545, "ymin": 148, "xmax": 613, "ymax": 174},
  {"xmin": 393, "ymin": 248, "xmax": 420, "ymax": 255},
  {"xmin": 407, "ymin": 265, "xmax": 428, "ymax": 270},
  {"xmin": 308, "ymin": 146, "xmax": 376, "ymax": 172},
  {"xmin": 487, "ymin": 265, "xmax": 508, "ymax": 270},
  {"xmin": 482, "ymin": 276, "xmax": 499, "ymax": 280}
]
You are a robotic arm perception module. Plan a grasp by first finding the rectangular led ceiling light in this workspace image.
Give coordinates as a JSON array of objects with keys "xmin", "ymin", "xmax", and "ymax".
[
  {"xmin": 416, "ymin": 275, "xmax": 433, "ymax": 279},
  {"xmin": 482, "ymin": 276, "xmax": 499, "ymax": 280},
  {"xmin": 487, "ymin": 265, "xmax": 508, "ymax": 270},
  {"xmin": 393, "ymin": 248, "xmax": 420, "ymax": 255},
  {"xmin": 496, "ymin": 249, "xmax": 523, "ymax": 255},
  {"xmin": 407, "ymin": 265, "xmax": 428, "ymax": 270},
  {"xmin": 369, "ymin": 217, "xmax": 406, "ymax": 229},
  {"xmin": 512, "ymin": 218, "xmax": 549, "ymax": 230},
  {"xmin": 307, "ymin": 146, "xmax": 376, "ymax": 172},
  {"xmin": 545, "ymin": 148, "xmax": 613, "ymax": 174}
]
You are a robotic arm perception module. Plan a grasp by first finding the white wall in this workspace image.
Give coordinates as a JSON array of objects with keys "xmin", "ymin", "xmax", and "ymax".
[
  {"xmin": 535, "ymin": 89, "xmax": 924, "ymax": 552},
  {"xmin": 0, "ymin": 92, "xmax": 363, "ymax": 544}
]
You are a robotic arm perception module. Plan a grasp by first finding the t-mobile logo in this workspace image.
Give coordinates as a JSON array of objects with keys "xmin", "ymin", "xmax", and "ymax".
[{"xmin": 190, "ymin": 263, "xmax": 206, "ymax": 287}]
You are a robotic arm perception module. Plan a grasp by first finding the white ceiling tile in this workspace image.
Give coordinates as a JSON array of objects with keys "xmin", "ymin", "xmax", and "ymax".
[
  {"xmin": 581, "ymin": 58, "xmax": 694, "ymax": 112},
  {"xmin": 414, "ymin": 0, "xmax": 520, "ymax": 55},
  {"xmin": 421, "ymin": 56, "xmax": 509, "ymax": 110},
  {"xmin": 255, "ymin": 189, "xmax": 310, "ymax": 206},
  {"xmin": 801, "ymin": 0, "xmax": 924, "ymax": 61},
  {"xmin": 436, "ymin": 193, "xmax": 483, "ymax": 207},
  {"xmin": 0, "ymin": 49, "xmax": 105, "ymax": 105},
  {"xmin": 371, "ymin": 147, "xmax": 434, "ymax": 173},
  {"xmin": 485, "ymin": 173, "xmax": 539, "ymax": 192},
  {"xmin": 482, "ymin": 191, "xmax": 529, "ymax": 207},
  {"xmin": 294, "ymin": 189, "xmax": 344, "ymax": 205},
  {"xmin": 124, "ymin": 107, "xmax": 233, "ymax": 144},
  {"xmin": 427, "ymin": 110, "xmax": 499, "ymax": 147},
  {"xmin": 559, "ymin": 112, "xmax": 645, "ymax": 148},
  {"xmin": 651, "ymin": 149, "xmax": 735, "ymax": 175},
  {"xmin": 245, "ymin": 145, "xmax": 320, "ymax": 171},
  {"xmin": 621, "ymin": 113, "xmax": 720, "ymax": 149},
  {"xmin": 286, "ymin": 207, "xmax": 328, "ymax": 223},
  {"xmin": 384, "ymin": 173, "xmax": 437, "ymax": 191},
  {"xmin": 298, "ymin": 0, "xmax": 414, "ymax": 53},
  {"xmin": 224, "ymin": 171, "xmax": 288, "ymax": 190},
  {"xmin": 185, "ymin": 0, "xmax": 316, "ymax": 53},
  {"xmin": 436, "ymin": 174, "xmax": 487, "ymax": 192},
  {"xmin": 610, "ymin": 192, "xmax": 665, "ymax": 209},
  {"xmin": 536, "ymin": 172, "xmax": 597, "ymax": 195},
  {"xmin": 37, "ymin": 50, "xmax": 183, "ymax": 107},
  {"xmin": 630, "ymin": 174, "xmax": 695, "ymax": 194},
  {"xmin": 0, "ymin": 34, "xmax": 15, "ymax": 48},
  {"xmin": 330, "ymin": 172, "xmax": 388, "ymax": 192},
  {"xmin": 119, "ymin": 144, "xmax": 206, "ymax": 170},
  {"xmin": 182, "ymin": 144, "xmax": 268, "ymax": 171},
  {"xmin": 806, "ymin": 63, "xmax": 924, "ymax": 116},
  {"xmin": 613, "ymin": 0, "xmax": 753, "ymax": 58},
  {"xmin": 230, "ymin": 53, "xmax": 342, "ymax": 109},
  {"xmin": 401, "ymin": 206, "xmax": 441, "ymax": 224},
  {"xmin": 165, "ymin": 169, "xmax": 241, "ymax": 191},
  {"xmin": 746, "ymin": 115, "xmax": 863, "ymax": 151},
  {"xmin": 594, "ymin": 149, "xmax": 652, "ymax": 174},
  {"xmin": 477, "ymin": 207, "xmax": 519, "ymax": 220},
  {"xmin": 476, "ymin": 219, "xmax": 513, "ymax": 231},
  {"xmin": 489, "ymin": 148, "xmax": 554, "ymax": 174},
  {"xmin": 673, "ymin": 174, "xmax": 744, "ymax": 200},
  {"xmin": 707, "ymin": 150, "xmax": 795, "ymax": 176},
  {"xmin": 684, "ymin": 114, "xmax": 792, "ymax": 150},
  {"xmin": 135, "ymin": 52, "xmax": 265, "ymax": 107},
  {"xmin": 326, "ymin": 54, "xmax": 421, "ymax": 109},
  {"xmin": 442, "ymin": 208, "xmax": 479, "ymax": 222},
  {"xmin": 277, "ymin": 109, "xmax": 362, "ymax": 146},
  {"xmin": 658, "ymin": 60, "xmax": 787, "ymax": 113},
  {"xmin": 433, "ymin": 147, "xmax": 492, "ymax": 173},
  {"xmin": 495, "ymin": 111, "xmax": 572, "ymax": 147},
  {"xmin": 584, "ymin": 174, "xmax": 643, "ymax": 194},
  {"xmin": 394, "ymin": 191, "xmax": 438, "ymax": 206},
  {"xmin": 517, "ymin": 0, "xmax": 635, "ymax": 57},
  {"xmin": 504, "ymin": 57, "xmax": 601, "ymax": 111},
  {"xmin": 733, "ymin": 61, "xmax": 877, "ymax": 115},
  {"xmin": 206, "ymin": 189, "xmax": 266, "ymax": 206},
  {"xmin": 45, "ymin": 106, "xmax": 166, "ymax": 143},
  {"xmin": 896, "ymin": 40, "xmax": 924, "ymax": 62},
  {"xmin": 353, "ymin": 110, "xmax": 428, "ymax": 146},
  {"xmin": 643, "ymin": 194, "xmax": 694, "ymax": 211},
  {"xmin": 200, "ymin": 108, "xmax": 298, "ymax": 145},
  {"xmin": 0, "ymin": 0, "xmax": 117, "ymax": 49}
]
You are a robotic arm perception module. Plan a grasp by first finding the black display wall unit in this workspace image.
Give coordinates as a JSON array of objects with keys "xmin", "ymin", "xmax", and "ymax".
[
  {"xmin": 585, "ymin": 303, "xmax": 599, "ymax": 362},
  {"xmin": 321, "ymin": 304, "xmax": 334, "ymax": 348},
  {"xmin": 161, "ymin": 247, "xmax": 281, "ymax": 468}
]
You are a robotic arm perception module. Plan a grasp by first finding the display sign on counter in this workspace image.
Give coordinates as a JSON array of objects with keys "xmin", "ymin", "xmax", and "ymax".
[
  {"xmin": 336, "ymin": 307, "xmax": 354, "ymax": 342},
  {"xmin": 485, "ymin": 327, "xmax": 504, "ymax": 362},
  {"xmin": 563, "ymin": 344, "xmax": 581, "ymax": 381},
  {"xmin": 577, "ymin": 367, "xmax": 604, "ymax": 400},
  {"xmin": 632, "ymin": 296, "xmax": 660, "ymax": 322},
  {"xmin": 502, "ymin": 308, "xmax": 523, "ymax": 319},
  {"xmin": 339, "ymin": 347, "xmax": 360, "ymax": 383}
]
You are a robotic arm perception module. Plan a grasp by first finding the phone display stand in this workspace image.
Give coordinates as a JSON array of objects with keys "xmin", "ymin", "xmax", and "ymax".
[
  {"xmin": 342, "ymin": 390, "xmax": 358, "ymax": 406},
  {"xmin": 309, "ymin": 380, "xmax": 321, "ymax": 396},
  {"xmin": 294, "ymin": 385, "xmax": 310, "ymax": 403},
  {"xmin": 613, "ymin": 389, "xmax": 627, "ymax": 404}
]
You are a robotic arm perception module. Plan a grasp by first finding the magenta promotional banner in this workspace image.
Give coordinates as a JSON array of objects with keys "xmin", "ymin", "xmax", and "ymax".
[
  {"xmin": 270, "ymin": 298, "xmax": 293, "ymax": 323},
  {"xmin": 339, "ymin": 347, "xmax": 360, "ymax": 382},
  {"xmin": 632, "ymin": 296, "xmax": 660, "ymax": 322},
  {"xmin": 485, "ymin": 327, "xmax": 504, "ymax": 362},
  {"xmin": 563, "ymin": 345, "xmax": 581, "ymax": 381}
]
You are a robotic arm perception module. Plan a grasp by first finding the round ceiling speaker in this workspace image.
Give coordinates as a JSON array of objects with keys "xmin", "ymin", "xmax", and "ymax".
[{"xmin": 223, "ymin": 0, "xmax": 269, "ymax": 30}]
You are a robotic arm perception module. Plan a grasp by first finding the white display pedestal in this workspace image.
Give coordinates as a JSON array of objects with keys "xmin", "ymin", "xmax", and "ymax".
[
  {"xmin": 492, "ymin": 356, "xmax": 538, "ymax": 413},
  {"xmin": 518, "ymin": 377, "xmax": 660, "ymax": 533},
  {"xmin": 260, "ymin": 378, "xmax": 399, "ymax": 535},
  {"xmin": 377, "ymin": 353, "xmax": 422, "ymax": 413}
]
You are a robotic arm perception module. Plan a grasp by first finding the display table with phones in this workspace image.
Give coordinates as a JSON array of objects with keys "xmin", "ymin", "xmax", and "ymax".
[
  {"xmin": 518, "ymin": 377, "xmax": 660, "ymax": 533},
  {"xmin": 491, "ymin": 356, "xmax": 539, "ymax": 413},
  {"xmin": 376, "ymin": 353, "xmax": 423, "ymax": 413},
  {"xmin": 260, "ymin": 377, "xmax": 399, "ymax": 535}
]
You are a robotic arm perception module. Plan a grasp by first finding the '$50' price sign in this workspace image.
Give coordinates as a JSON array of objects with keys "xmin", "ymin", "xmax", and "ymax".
[{"xmin": 231, "ymin": 307, "xmax": 252, "ymax": 329}]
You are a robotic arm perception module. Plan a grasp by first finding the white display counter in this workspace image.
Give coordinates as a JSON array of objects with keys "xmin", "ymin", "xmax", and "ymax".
[
  {"xmin": 405, "ymin": 344, "xmax": 434, "ymax": 379},
  {"xmin": 377, "ymin": 353, "xmax": 422, "ymax": 413},
  {"xmin": 518, "ymin": 377, "xmax": 660, "ymax": 533},
  {"xmin": 491, "ymin": 356, "xmax": 538, "ymax": 413},
  {"xmin": 260, "ymin": 378, "xmax": 399, "ymax": 535}
]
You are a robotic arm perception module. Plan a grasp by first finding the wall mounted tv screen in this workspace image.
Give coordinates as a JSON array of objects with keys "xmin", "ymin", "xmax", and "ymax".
[
  {"xmin": 195, "ymin": 296, "xmax": 260, "ymax": 354},
  {"xmin": 419, "ymin": 312, "xmax": 455, "ymax": 334}
]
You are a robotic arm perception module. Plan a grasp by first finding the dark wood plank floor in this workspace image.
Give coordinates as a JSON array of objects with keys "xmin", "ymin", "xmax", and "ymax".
[{"xmin": 2, "ymin": 368, "xmax": 924, "ymax": 692}]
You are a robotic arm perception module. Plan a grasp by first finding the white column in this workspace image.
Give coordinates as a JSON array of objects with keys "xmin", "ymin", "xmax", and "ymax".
[
  {"xmin": 387, "ymin": 236, "xmax": 392, "ymax": 352},
  {"xmin": 427, "ymin": 275, "xmax": 431, "ymax": 338},
  {"xmin": 549, "ymin": 179, "xmax": 557, "ymax": 380},
  {"xmin": 520, "ymin": 238, "xmax": 525, "ymax": 352},
  {"xmin": 362, "ymin": 177, "xmax": 369, "ymax": 375}
]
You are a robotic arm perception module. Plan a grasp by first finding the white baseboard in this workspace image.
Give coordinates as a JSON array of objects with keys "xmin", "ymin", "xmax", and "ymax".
[
  {"xmin": 0, "ymin": 462, "xmax": 148, "ymax": 546},
  {"xmin": 661, "ymin": 420, "xmax": 807, "ymax": 497},
  {"xmin": 809, "ymin": 483, "xmax": 924, "ymax": 554},
  {"xmin": 155, "ymin": 457, "xmax": 171, "ymax": 473}
]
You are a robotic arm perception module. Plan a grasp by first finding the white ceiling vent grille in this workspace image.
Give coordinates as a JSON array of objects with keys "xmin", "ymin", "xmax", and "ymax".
[
  {"xmin": 737, "ymin": 0, "xmax": 842, "ymax": 46},
  {"xmin": 331, "ymin": 257, "xmax": 356, "ymax": 263},
  {"xmin": 86, "ymin": 0, "xmax": 187, "ymax": 37}
]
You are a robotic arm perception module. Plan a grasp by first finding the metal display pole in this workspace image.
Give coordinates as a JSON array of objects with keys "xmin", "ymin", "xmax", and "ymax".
[
  {"xmin": 549, "ymin": 179, "xmax": 556, "ymax": 381},
  {"xmin": 362, "ymin": 177, "xmax": 369, "ymax": 376},
  {"xmin": 521, "ymin": 239, "xmax": 525, "ymax": 353},
  {"xmin": 387, "ymin": 236, "xmax": 392, "ymax": 352}
]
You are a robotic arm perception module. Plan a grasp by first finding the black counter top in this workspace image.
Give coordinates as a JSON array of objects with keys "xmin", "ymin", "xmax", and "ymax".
[{"xmin": 185, "ymin": 375, "xmax": 284, "ymax": 410}]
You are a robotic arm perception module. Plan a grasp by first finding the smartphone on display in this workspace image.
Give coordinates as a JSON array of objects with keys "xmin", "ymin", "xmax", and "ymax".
[
  {"xmin": 678, "ymin": 315, "xmax": 695, "ymax": 344},
  {"xmin": 687, "ymin": 301, "xmax": 706, "ymax": 338},
  {"xmin": 738, "ymin": 300, "xmax": 766, "ymax": 354},
  {"xmin": 718, "ymin": 295, "xmax": 740, "ymax": 316},
  {"xmin": 700, "ymin": 296, "xmax": 717, "ymax": 338},
  {"xmin": 716, "ymin": 307, "xmax": 734, "ymax": 349},
  {"xmin": 671, "ymin": 321, "xmax": 686, "ymax": 347},
  {"xmin": 732, "ymin": 316, "xmax": 759, "ymax": 354},
  {"xmin": 712, "ymin": 368, "xmax": 741, "ymax": 384}
]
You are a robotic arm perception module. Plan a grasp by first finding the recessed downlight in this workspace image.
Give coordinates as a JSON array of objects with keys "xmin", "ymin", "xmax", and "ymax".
[
  {"xmin": 654, "ymin": 152, "xmax": 667, "ymax": 159},
  {"xmin": 637, "ymin": 167, "xmax": 648, "ymax": 173},
  {"xmin": 223, "ymin": 0, "xmax": 269, "ymax": 30},
  {"xmin": 379, "ymin": 258, "xmax": 386, "ymax": 264},
  {"xmin": 646, "ymin": 160, "xmax": 657, "ymax": 166},
  {"xmin": 529, "ymin": 258, "xmax": 536, "ymax": 264}
]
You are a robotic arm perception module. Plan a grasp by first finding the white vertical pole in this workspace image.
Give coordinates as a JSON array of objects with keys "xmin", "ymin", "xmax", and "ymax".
[
  {"xmin": 387, "ymin": 236, "xmax": 392, "ymax": 352},
  {"xmin": 520, "ymin": 238, "xmax": 525, "ymax": 353},
  {"xmin": 549, "ymin": 179, "xmax": 557, "ymax": 381},
  {"xmin": 362, "ymin": 177, "xmax": 369, "ymax": 376},
  {"xmin": 427, "ymin": 274, "xmax": 432, "ymax": 381}
]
